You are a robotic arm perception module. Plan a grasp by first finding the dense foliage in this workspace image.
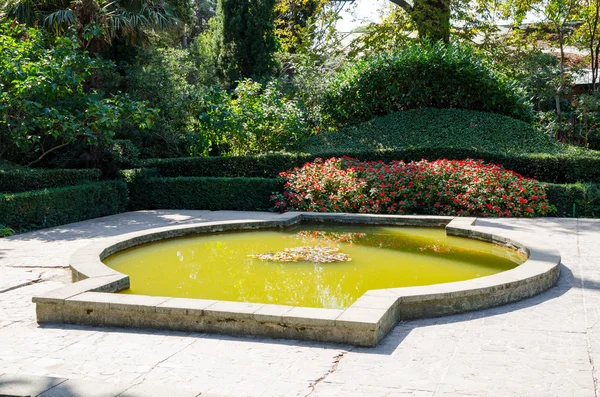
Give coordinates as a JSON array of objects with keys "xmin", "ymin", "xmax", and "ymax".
[
  {"xmin": 121, "ymin": 48, "xmax": 203, "ymax": 158},
  {"xmin": 0, "ymin": 168, "xmax": 100, "ymax": 193},
  {"xmin": 274, "ymin": 157, "xmax": 552, "ymax": 217},
  {"xmin": 187, "ymin": 79, "xmax": 312, "ymax": 156},
  {"xmin": 0, "ymin": 224, "xmax": 15, "ymax": 238},
  {"xmin": 213, "ymin": 0, "xmax": 277, "ymax": 88},
  {"xmin": 139, "ymin": 147, "xmax": 600, "ymax": 184},
  {"xmin": 0, "ymin": 181, "xmax": 128, "ymax": 232},
  {"xmin": 546, "ymin": 183, "xmax": 600, "ymax": 217},
  {"xmin": 0, "ymin": 0, "xmax": 180, "ymax": 54},
  {"xmin": 303, "ymin": 109, "xmax": 560, "ymax": 156},
  {"xmin": 129, "ymin": 176, "xmax": 280, "ymax": 210},
  {"xmin": 0, "ymin": 23, "xmax": 154, "ymax": 167},
  {"xmin": 320, "ymin": 42, "xmax": 532, "ymax": 128},
  {"xmin": 274, "ymin": 0, "xmax": 327, "ymax": 53}
]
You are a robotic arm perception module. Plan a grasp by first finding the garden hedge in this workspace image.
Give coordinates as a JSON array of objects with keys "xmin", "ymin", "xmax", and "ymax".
[
  {"xmin": 0, "ymin": 168, "xmax": 101, "ymax": 193},
  {"xmin": 0, "ymin": 181, "xmax": 128, "ymax": 232},
  {"xmin": 120, "ymin": 168, "xmax": 159, "ymax": 210},
  {"xmin": 139, "ymin": 149, "xmax": 600, "ymax": 184},
  {"xmin": 302, "ymin": 109, "xmax": 561, "ymax": 156},
  {"xmin": 128, "ymin": 177, "xmax": 282, "ymax": 211}
]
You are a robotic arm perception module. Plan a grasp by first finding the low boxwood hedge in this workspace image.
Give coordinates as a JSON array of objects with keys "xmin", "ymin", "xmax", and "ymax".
[
  {"xmin": 0, "ymin": 168, "xmax": 101, "ymax": 193},
  {"xmin": 0, "ymin": 181, "xmax": 128, "ymax": 232},
  {"xmin": 129, "ymin": 177, "xmax": 282, "ymax": 211},
  {"xmin": 139, "ymin": 149, "xmax": 600, "ymax": 184}
]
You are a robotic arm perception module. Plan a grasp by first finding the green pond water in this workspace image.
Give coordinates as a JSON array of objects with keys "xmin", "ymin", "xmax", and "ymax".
[{"xmin": 104, "ymin": 225, "xmax": 525, "ymax": 309}]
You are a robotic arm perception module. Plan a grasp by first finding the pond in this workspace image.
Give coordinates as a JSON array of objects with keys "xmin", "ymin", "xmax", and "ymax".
[{"xmin": 104, "ymin": 225, "xmax": 525, "ymax": 309}]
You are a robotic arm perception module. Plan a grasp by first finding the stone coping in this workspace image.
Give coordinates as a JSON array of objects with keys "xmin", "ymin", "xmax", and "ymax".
[{"xmin": 32, "ymin": 213, "xmax": 561, "ymax": 347}]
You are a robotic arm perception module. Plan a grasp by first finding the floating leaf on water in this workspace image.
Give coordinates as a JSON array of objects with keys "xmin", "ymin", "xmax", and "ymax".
[{"xmin": 249, "ymin": 246, "xmax": 351, "ymax": 263}]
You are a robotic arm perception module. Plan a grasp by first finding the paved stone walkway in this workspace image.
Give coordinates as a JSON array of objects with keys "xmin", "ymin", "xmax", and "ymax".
[{"xmin": 0, "ymin": 211, "xmax": 598, "ymax": 396}]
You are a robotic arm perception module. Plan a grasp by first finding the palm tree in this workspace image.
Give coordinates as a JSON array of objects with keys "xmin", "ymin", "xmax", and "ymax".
[{"xmin": 0, "ymin": 0, "xmax": 179, "ymax": 52}]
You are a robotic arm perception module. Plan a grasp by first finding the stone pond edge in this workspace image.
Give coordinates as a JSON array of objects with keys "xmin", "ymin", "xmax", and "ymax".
[{"xmin": 31, "ymin": 213, "xmax": 561, "ymax": 347}]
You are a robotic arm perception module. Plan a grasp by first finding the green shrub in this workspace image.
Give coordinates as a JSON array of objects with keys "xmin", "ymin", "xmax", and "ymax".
[
  {"xmin": 121, "ymin": 48, "xmax": 202, "ymax": 159},
  {"xmin": 119, "ymin": 168, "xmax": 159, "ymax": 210},
  {"xmin": 101, "ymin": 139, "xmax": 141, "ymax": 178},
  {"xmin": 303, "ymin": 109, "xmax": 560, "ymax": 156},
  {"xmin": 0, "ymin": 160, "xmax": 23, "ymax": 170},
  {"xmin": 546, "ymin": 183, "xmax": 600, "ymax": 218},
  {"xmin": 0, "ymin": 168, "xmax": 101, "ymax": 193},
  {"xmin": 187, "ymin": 79, "xmax": 312, "ymax": 156},
  {"xmin": 321, "ymin": 42, "xmax": 531, "ymax": 127},
  {"xmin": 140, "ymin": 148, "xmax": 600, "ymax": 184},
  {"xmin": 0, "ymin": 23, "xmax": 156, "ymax": 166},
  {"xmin": 129, "ymin": 177, "xmax": 281, "ymax": 211},
  {"xmin": 0, "ymin": 181, "xmax": 128, "ymax": 232},
  {"xmin": 140, "ymin": 153, "xmax": 311, "ymax": 178},
  {"xmin": 0, "ymin": 224, "xmax": 15, "ymax": 237}
]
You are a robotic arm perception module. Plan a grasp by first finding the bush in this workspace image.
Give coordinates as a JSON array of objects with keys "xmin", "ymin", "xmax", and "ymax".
[
  {"xmin": 0, "ymin": 168, "xmax": 101, "ymax": 193},
  {"xmin": 276, "ymin": 158, "xmax": 552, "ymax": 217},
  {"xmin": 140, "ymin": 153, "xmax": 311, "ymax": 178},
  {"xmin": 303, "ymin": 109, "xmax": 560, "ymax": 156},
  {"xmin": 121, "ymin": 48, "xmax": 201, "ymax": 158},
  {"xmin": 140, "ymin": 147, "xmax": 600, "ymax": 184},
  {"xmin": 187, "ymin": 79, "xmax": 312, "ymax": 156},
  {"xmin": 0, "ymin": 181, "xmax": 128, "ymax": 232},
  {"xmin": 0, "ymin": 23, "xmax": 155, "ymax": 166},
  {"xmin": 129, "ymin": 177, "xmax": 281, "ymax": 211},
  {"xmin": 321, "ymin": 42, "xmax": 531, "ymax": 127},
  {"xmin": 101, "ymin": 139, "xmax": 141, "ymax": 178},
  {"xmin": 119, "ymin": 168, "xmax": 159, "ymax": 210},
  {"xmin": 546, "ymin": 183, "xmax": 600, "ymax": 218},
  {"xmin": 0, "ymin": 224, "xmax": 15, "ymax": 237}
]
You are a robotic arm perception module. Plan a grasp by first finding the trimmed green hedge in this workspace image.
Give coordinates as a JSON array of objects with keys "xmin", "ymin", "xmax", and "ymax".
[
  {"xmin": 120, "ymin": 168, "xmax": 159, "ymax": 210},
  {"xmin": 302, "ymin": 109, "xmax": 561, "ymax": 156},
  {"xmin": 0, "ymin": 168, "xmax": 101, "ymax": 193},
  {"xmin": 129, "ymin": 177, "xmax": 281, "ymax": 211},
  {"xmin": 140, "ymin": 149, "xmax": 600, "ymax": 184},
  {"xmin": 139, "ymin": 154, "xmax": 310, "ymax": 179},
  {"xmin": 547, "ymin": 183, "xmax": 600, "ymax": 218},
  {"xmin": 0, "ymin": 181, "xmax": 128, "ymax": 232}
]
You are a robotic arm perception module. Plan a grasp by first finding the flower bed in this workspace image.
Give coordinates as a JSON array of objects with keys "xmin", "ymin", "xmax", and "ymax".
[{"xmin": 274, "ymin": 158, "xmax": 552, "ymax": 217}]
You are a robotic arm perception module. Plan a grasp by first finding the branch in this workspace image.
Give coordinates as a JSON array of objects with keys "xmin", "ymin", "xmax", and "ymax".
[
  {"xmin": 389, "ymin": 0, "xmax": 413, "ymax": 12},
  {"xmin": 26, "ymin": 142, "xmax": 71, "ymax": 167}
]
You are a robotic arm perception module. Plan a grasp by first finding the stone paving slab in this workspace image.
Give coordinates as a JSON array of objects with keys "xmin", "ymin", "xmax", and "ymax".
[
  {"xmin": 0, "ymin": 211, "xmax": 599, "ymax": 396},
  {"xmin": 37, "ymin": 379, "xmax": 127, "ymax": 397},
  {"xmin": 0, "ymin": 268, "xmax": 40, "ymax": 293},
  {"xmin": 0, "ymin": 373, "xmax": 66, "ymax": 397}
]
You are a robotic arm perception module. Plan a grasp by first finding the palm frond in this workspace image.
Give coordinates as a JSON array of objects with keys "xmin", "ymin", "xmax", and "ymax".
[
  {"xmin": 0, "ymin": 0, "xmax": 40, "ymax": 25},
  {"xmin": 44, "ymin": 8, "xmax": 76, "ymax": 32},
  {"xmin": 140, "ymin": 4, "xmax": 179, "ymax": 29}
]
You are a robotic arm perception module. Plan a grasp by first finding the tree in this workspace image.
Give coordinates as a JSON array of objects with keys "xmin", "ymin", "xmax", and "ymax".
[
  {"xmin": 189, "ymin": 0, "xmax": 216, "ymax": 39},
  {"xmin": 347, "ymin": 5, "xmax": 414, "ymax": 59},
  {"xmin": 0, "ymin": 0, "xmax": 180, "ymax": 53},
  {"xmin": 389, "ymin": 0, "xmax": 451, "ymax": 42},
  {"xmin": 0, "ymin": 23, "xmax": 155, "ymax": 166},
  {"xmin": 575, "ymin": 0, "xmax": 600, "ymax": 90},
  {"xmin": 212, "ymin": 0, "xmax": 277, "ymax": 88},
  {"xmin": 503, "ymin": 0, "xmax": 581, "ymax": 119},
  {"xmin": 274, "ymin": 0, "xmax": 329, "ymax": 53}
]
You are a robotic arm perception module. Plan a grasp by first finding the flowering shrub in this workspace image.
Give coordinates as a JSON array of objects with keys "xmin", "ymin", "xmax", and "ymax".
[{"xmin": 274, "ymin": 158, "xmax": 553, "ymax": 217}]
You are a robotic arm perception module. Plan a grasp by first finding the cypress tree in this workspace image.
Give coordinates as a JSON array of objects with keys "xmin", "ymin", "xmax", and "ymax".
[{"xmin": 213, "ymin": 0, "xmax": 278, "ymax": 88}]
